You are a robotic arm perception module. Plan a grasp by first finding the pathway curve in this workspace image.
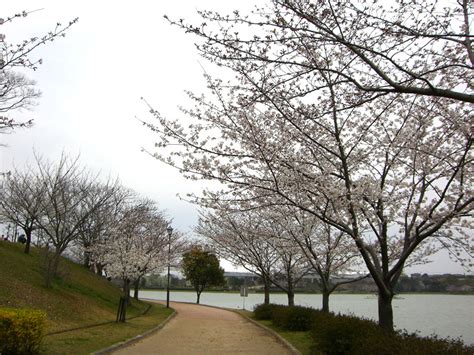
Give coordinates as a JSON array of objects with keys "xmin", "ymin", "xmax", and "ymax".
[{"xmin": 112, "ymin": 301, "xmax": 295, "ymax": 355}]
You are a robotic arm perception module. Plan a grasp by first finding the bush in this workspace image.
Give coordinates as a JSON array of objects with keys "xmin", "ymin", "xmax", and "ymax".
[
  {"xmin": 312, "ymin": 313, "xmax": 388, "ymax": 354},
  {"xmin": 254, "ymin": 304, "xmax": 319, "ymax": 330},
  {"xmin": 396, "ymin": 332, "xmax": 474, "ymax": 355},
  {"xmin": 311, "ymin": 313, "xmax": 474, "ymax": 355},
  {"xmin": 253, "ymin": 303, "xmax": 279, "ymax": 320},
  {"xmin": 272, "ymin": 305, "xmax": 318, "ymax": 331},
  {"xmin": 0, "ymin": 307, "xmax": 47, "ymax": 354}
]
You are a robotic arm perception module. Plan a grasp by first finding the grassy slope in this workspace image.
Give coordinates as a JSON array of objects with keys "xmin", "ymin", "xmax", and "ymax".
[{"xmin": 0, "ymin": 241, "xmax": 173, "ymax": 354}]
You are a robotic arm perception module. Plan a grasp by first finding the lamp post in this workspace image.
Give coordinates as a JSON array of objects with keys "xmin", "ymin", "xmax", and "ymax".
[{"xmin": 166, "ymin": 225, "xmax": 173, "ymax": 308}]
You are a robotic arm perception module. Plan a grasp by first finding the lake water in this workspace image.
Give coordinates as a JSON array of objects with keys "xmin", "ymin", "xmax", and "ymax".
[{"xmin": 139, "ymin": 290, "xmax": 474, "ymax": 345}]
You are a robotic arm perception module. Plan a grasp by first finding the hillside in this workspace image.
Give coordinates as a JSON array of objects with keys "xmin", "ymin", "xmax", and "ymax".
[{"xmin": 0, "ymin": 240, "xmax": 148, "ymax": 333}]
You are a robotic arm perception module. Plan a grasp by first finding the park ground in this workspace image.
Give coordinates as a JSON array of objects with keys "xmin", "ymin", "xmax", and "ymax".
[{"xmin": 109, "ymin": 301, "xmax": 297, "ymax": 355}]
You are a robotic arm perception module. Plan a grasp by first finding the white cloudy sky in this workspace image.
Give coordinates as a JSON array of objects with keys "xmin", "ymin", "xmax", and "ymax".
[{"xmin": 0, "ymin": 1, "xmax": 469, "ymax": 274}]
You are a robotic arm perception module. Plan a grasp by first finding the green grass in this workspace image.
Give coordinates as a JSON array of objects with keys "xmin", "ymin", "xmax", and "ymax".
[
  {"xmin": 237, "ymin": 310, "xmax": 315, "ymax": 355},
  {"xmin": 43, "ymin": 304, "xmax": 173, "ymax": 354},
  {"xmin": 0, "ymin": 241, "xmax": 173, "ymax": 353}
]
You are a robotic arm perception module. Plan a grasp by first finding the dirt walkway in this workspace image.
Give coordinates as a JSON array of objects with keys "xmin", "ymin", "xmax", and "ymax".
[{"xmin": 112, "ymin": 302, "xmax": 295, "ymax": 355}]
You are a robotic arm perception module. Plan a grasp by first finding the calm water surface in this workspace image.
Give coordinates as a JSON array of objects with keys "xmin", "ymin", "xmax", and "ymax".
[{"xmin": 140, "ymin": 290, "xmax": 474, "ymax": 345}]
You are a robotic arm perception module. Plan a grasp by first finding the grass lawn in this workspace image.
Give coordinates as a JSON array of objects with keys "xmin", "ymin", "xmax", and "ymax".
[
  {"xmin": 0, "ymin": 241, "xmax": 174, "ymax": 354},
  {"xmin": 237, "ymin": 310, "xmax": 315, "ymax": 355},
  {"xmin": 43, "ymin": 303, "xmax": 174, "ymax": 354}
]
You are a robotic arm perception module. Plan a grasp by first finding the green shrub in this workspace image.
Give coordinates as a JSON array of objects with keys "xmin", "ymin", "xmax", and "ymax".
[
  {"xmin": 396, "ymin": 331, "xmax": 474, "ymax": 355},
  {"xmin": 312, "ymin": 313, "xmax": 390, "ymax": 355},
  {"xmin": 272, "ymin": 305, "xmax": 318, "ymax": 331},
  {"xmin": 0, "ymin": 307, "xmax": 47, "ymax": 354},
  {"xmin": 271, "ymin": 305, "xmax": 292, "ymax": 329},
  {"xmin": 311, "ymin": 313, "xmax": 474, "ymax": 355},
  {"xmin": 253, "ymin": 303, "xmax": 279, "ymax": 320}
]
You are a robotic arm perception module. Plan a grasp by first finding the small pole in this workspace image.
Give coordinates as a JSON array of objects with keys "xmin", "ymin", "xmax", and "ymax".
[{"xmin": 166, "ymin": 225, "xmax": 173, "ymax": 308}]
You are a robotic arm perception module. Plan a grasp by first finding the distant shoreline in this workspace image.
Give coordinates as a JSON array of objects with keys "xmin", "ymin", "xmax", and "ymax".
[{"xmin": 138, "ymin": 288, "xmax": 474, "ymax": 296}]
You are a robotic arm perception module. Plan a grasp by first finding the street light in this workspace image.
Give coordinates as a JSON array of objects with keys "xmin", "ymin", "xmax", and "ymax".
[{"xmin": 166, "ymin": 225, "xmax": 173, "ymax": 308}]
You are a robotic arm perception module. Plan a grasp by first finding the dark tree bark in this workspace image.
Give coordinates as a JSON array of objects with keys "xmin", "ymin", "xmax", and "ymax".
[
  {"xmin": 322, "ymin": 289, "xmax": 330, "ymax": 313},
  {"xmin": 24, "ymin": 229, "xmax": 33, "ymax": 254},
  {"xmin": 378, "ymin": 292, "xmax": 394, "ymax": 333},
  {"xmin": 133, "ymin": 278, "xmax": 140, "ymax": 300},
  {"xmin": 123, "ymin": 279, "xmax": 131, "ymax": 305},
  {"xmin": 116, "ymin": 296, "xmax": 127, "ymax": 322},
  {"xmin": 263, "ymin": 278, "xmax": 271, "ymax": 305},
  {"xmin": 45, "ymin": 248, "xmax": 62, "ymax": 288},
  {"xmin": 287, "ymin": 290, "xmax": 295, "ymax": 307}
]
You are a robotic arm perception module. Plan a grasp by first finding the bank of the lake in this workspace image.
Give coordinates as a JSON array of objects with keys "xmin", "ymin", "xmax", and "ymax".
[{"xmin": 139, "ymin": 290, "xmax": 474, "ymax": 345}]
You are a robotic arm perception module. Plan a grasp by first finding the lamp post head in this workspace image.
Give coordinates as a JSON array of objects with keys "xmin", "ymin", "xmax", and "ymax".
[{"xmin": 166, "ymin": 226, "xmax": 173, "ymax": 236}]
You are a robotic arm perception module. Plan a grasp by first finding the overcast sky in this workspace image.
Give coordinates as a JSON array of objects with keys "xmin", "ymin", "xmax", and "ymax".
[{"xmin": 0, "ymin": 1, "xmax": 469, "ymax": 274}]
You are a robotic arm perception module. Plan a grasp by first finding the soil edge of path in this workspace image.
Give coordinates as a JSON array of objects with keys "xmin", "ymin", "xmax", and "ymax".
[{"xmin": 92, "ymin": 309, "xmax": 176, "ymax": 355}]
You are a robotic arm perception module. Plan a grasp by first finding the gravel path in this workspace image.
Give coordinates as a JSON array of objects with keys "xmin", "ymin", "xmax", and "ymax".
[{"xmin": 112, "ymin": 302, "xmax": 295, "ymax": 355}]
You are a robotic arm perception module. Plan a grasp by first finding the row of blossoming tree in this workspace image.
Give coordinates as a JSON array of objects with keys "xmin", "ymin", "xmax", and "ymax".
[
  {"xmin": 0, "ymin": 11, "xmax": 191, "ymax": 322},
  {"xmin": 0, "ymin": 154, "xmax": 184, "ymax": 310},
  {"xmin": 143, "ymin": 0, "xmax": 474, "ymax": 332}
]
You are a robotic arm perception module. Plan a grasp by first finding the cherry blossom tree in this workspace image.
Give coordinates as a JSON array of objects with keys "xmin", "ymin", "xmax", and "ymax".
[
  {"xmin": 197, "ymin": 206, "xmax": 310, "ymax": 306},
  {"xmin": 0, "ymin": 166, "xmax": 46, "ymax": 254},
  {"xmin": 74, "ymin": 185, "xmax": 133, "ymax": 271},
  {"xmin": 198, "ymin": 203, "xmax": 362, "ymax": 309},
  {"xmin": 196, "ymin": 208, "xmax": 279, "ymax": 305},
  {"xmin": 145, "ymin": 0, "xmax": 473, "ymax": 331},
  {"xmin": 34, "ymin": 154, "xmax": 118, "ymax": 287},
  {"xmin": 165, "ymin": 0, "xmax": 473, "ymax": 106},
  {"xmin": 269, "ymin": 207, "xmax": 365, "ymax": 312},
  {"xmin": 0, "ymin": 10, "xmax": 77, "ymax": 133},
  {"xmin": 266, "ymin": 229, "xmax": 310, "ymax": 306},
  {"xmin": 89, "ymin": 198, "xmax": 176, "ymax": 319}
]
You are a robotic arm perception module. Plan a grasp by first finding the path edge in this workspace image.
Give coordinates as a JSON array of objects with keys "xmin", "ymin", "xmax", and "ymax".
[
  {"xmin": 233, "ymin": 310, "xmax": 302, "ymax": 355},
  {"xmin": 92, "ymin": 307, "xmax": 176, "ymax": 355},
  {"xmin": 165, "ymin": 301, "xmax": 301, "ymax": 354},
  {"xmin": 147, "ymin": 300, "xmax": 301, "ymax": 355}
]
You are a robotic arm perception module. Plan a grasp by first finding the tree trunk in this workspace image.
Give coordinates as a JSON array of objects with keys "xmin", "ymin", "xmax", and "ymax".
[
  {"xmin": 24, "ymin": 230, "xmax": 32, "ymax": 254},
  {"xmin": 83, "ymin": 248, "xmax": 91, "ymax": 269},
  {"xmin": 196, "ymin": 291, "xmax": 201, "ymax": 304},
  {"xmin": 133, "ymin": 278, "xmax": 140, "ymax": 300},
  {"xmin": 45, "ymin": 250, "xmax": 61, "ymax": 288},
  {"xmin": 378, "ymin": 292, "xmax": 394, "ymax": 332},
  {"xmin": 116, "ymin": 296, "xmax": 127, "ymax": 322},
  {"xmin": 263, "ymin": 279, "xmax": 270, "ymax": 305},
  {"xmin": 322, "ymin": 289, "xmax": 330, "ymax": 313},
  {"xmin": 287, "ymin": 291, "xmax": 295, "ymax": 307},
  {"xmin": 96, "ymin": 263, "xmax": 104, "ymax": 276},
  {"xmin": 123, "ymin": 279, "xmax": 131, "ymax": 305}
]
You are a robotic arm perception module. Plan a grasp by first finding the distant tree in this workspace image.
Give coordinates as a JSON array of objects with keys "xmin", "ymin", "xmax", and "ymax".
[
  {"xmin": 90, "ymin": 199, "xmax": 169, "ymax": 300},
  {"xmin": 268, "ymin": 233, "xmax": 310, "ymax": 307},
  {"xmin": 226, "ymin": 276, "xmax": 244, "ymax": 290},
  {"xmin": 196, "ymin": 209, "xmax": 278, "ymax": 305},
  {"xmin": 273, "ymin": 208, "xmax": 365, "ymax": 312},
  {"xmin": 197, "ymin": 204, "xmax": 361, "ymax": 309},
  {"xmin": 181, "ymin": 247, "xmax": 225, "ymax": 304},
  {"xmin": 34, "ymin": 154, "xmax": 117, "ymax": 288},
  {"xmin": 74, "ymin": 185, "xmax": 133, "ymax": 271},
  {"xmin": 257, "ymin": 209, "xmax": 311, "ymax": 306},
  {"xmin": 89, "ymin": 197, "xmax": 186, "ymax": 321},
  {"xmin": 0, "ymin": 167, "xmax": 45, "ymax": 254},
  {"xmin": 0, "ymin": 10, "xmax": 77, "ymax": 133}
]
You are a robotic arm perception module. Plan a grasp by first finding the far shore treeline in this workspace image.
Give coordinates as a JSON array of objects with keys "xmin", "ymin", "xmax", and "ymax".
[{"xmin": 139, "ymin": 272, "xmax": 474, "ymax": 294}]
